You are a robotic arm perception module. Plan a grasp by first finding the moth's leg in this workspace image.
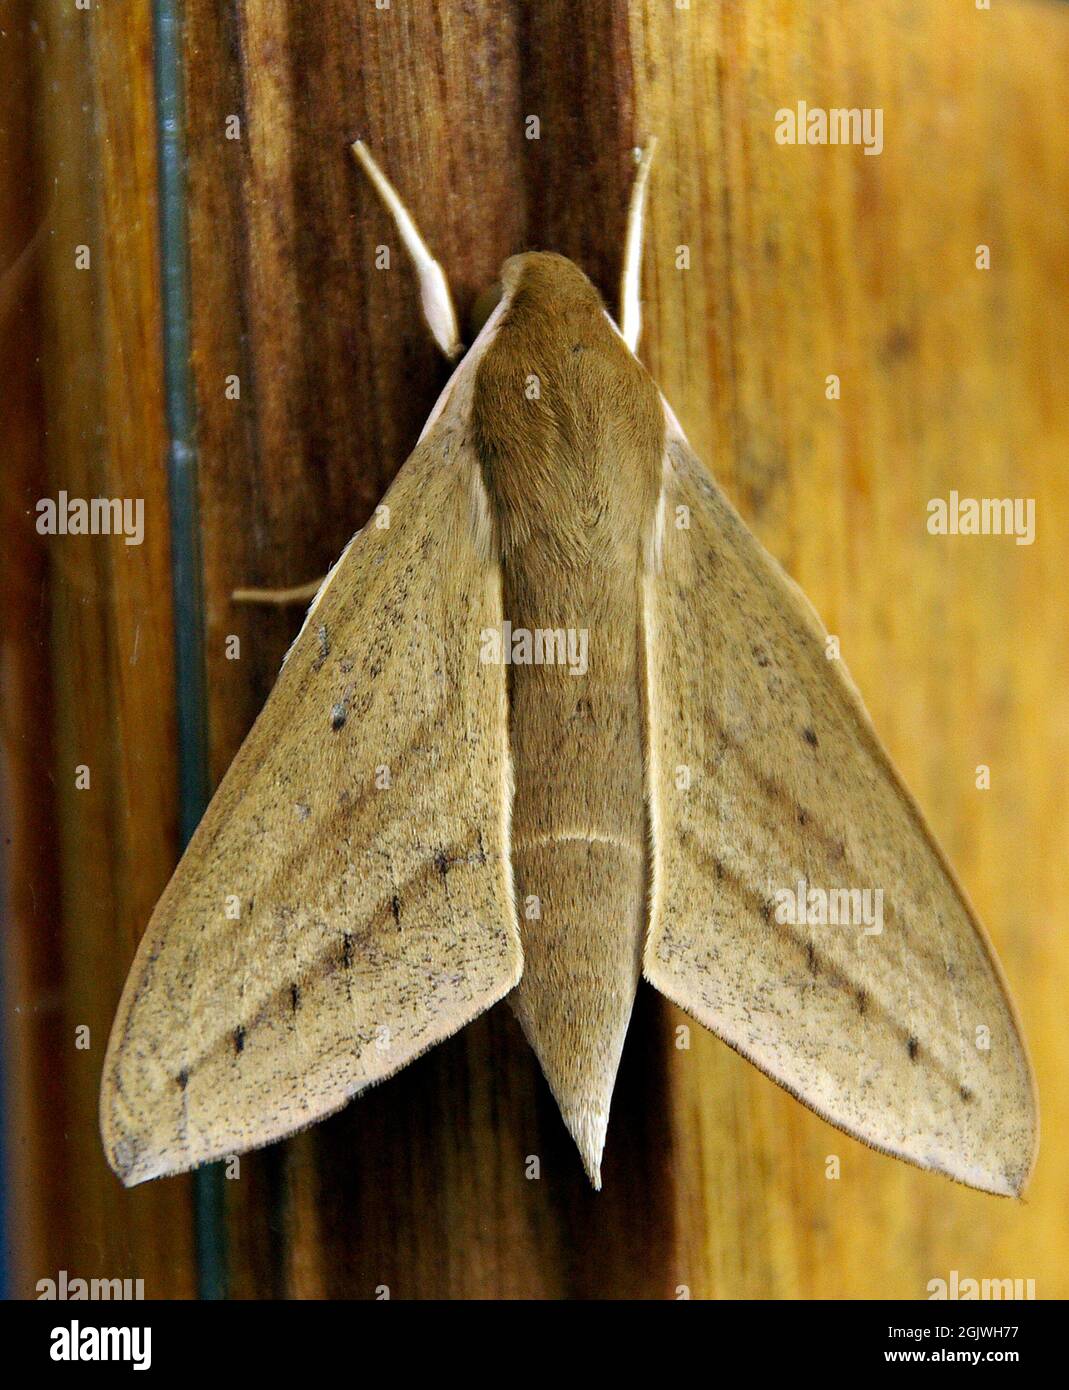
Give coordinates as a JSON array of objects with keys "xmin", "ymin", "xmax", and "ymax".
[
  {"xmin": 619, "ymin": 138, "xmax": 658, "ymax": 354},
  {"xmin": 231, "ymin": 578, "xmax": 325, "ymax": 605},
  {"xmin": 351, "ymin": 140, "xmax": 462, "ymax": 360}
]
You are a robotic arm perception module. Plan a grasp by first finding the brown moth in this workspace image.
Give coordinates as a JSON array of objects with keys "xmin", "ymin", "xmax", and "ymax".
[{"xmin": 100, "ymin": 142, "xmax": 1038, "ymax": 1196}]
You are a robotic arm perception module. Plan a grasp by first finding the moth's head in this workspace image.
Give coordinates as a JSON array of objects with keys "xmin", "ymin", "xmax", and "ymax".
[{"xmin": 470, "ymin": 252, "xmax": 605, "ymax": 339}]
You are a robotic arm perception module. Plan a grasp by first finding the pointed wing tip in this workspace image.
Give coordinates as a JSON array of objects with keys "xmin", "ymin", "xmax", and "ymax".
[
  {"xmin": 114, "ymin": 1161, "xmax": 154, "ymax": 1190},
  {"xmin": 916, "ymin": 1063, "xmax": 1038, "ymax": 1199},
  {"xmin": 933, "ymin": 1147, "xmax": 1034, "ymax": 1200},
  {"xmin": 101, "ymin": 1115, "xmax": 163, "ymax": 1188},
  {"xmin": 103, "ymin": 1133, "xmax": 163, "ymax": 1188},
  {"xmin": 1000, "ymin": 1114, "xmax": 1040, "ymax": 1201},
  {"xmin": 100, "ymin": 1081, "xmax": 173, "ymax": 1188},
  {"xmin": 644, "ymin": 962, "xmax": 1040, "ymax": 1199},
  {"xmin": 104, "ymin": 1119, "xmax": 208, "ymax": 1188}
]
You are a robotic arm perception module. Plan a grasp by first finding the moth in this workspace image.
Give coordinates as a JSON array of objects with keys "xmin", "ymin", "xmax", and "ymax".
[{"xmin": 101, "ymin": 140, "xmax": 1037, "ymax": 1196}]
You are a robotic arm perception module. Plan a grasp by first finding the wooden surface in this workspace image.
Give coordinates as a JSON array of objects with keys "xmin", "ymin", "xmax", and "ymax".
[
  {"xmin": 3, "ymin": 0, "xmax": 195, "ymax": 1295},
  {"xmin": 4, "ymin": 0, "xmax": 1068, "ymax": 1298}
]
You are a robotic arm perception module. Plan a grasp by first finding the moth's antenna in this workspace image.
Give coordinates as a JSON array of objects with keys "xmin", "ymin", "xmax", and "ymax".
[
  {"xmin": 351, "ymin": 140, "xmax": 463, "ymax": 360},
  {"xmin": 619, "ymin": 138, "xmax": 658, "ymax": 354}
]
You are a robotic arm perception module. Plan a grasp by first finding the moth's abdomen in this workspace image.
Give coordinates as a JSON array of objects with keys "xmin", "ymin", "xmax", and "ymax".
[
  {"xmin": 503, "ymin": 578, "xmax": 649, "ymax": 1189},
  {"xmin": 470, "ymin": 250, "xmax": 665, "ymax": 1183}
]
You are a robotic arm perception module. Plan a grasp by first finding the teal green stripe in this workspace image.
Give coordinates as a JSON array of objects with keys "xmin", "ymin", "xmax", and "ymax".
[{"xmin": 152, "ymin": 0, "xmax": 227, "ymax": 1301}]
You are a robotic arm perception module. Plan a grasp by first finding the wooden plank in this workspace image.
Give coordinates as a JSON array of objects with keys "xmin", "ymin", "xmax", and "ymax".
[
  {"xmin": 629, "ymin": 0, "xmax": 1069, "ymax": 1298},
  {"xmin": 179, "ymin": 0, "xmax": 1069, "ymax": 1298},
  {"xmin": 4, "ymin": 0, "xmax": 1067, "ymax": 1300},
  {"xmin": 0, "ymin": 0, "xmax": 67, "ymax": 1297},
  {"xmin": 2, "ymin": 1, "xmax": 194, "ymax": 1297},
  {"xmin": 184, "ymin": 0, "xmax": 678, "ymax": 1304}
]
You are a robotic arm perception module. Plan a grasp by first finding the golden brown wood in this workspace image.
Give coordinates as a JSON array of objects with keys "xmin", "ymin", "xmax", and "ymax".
[
  {"xmin": 630, "ymin": 0, "xmax": 1069, "ymax": 1298},
  {"xmin": 5, "ymin": 0, "xmax": 1068, "ymax": 1299}
]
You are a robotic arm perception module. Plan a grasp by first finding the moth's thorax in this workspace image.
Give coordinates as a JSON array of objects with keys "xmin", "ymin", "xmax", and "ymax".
[{"xmin": 472, "ymin": 252, "xmax": 664, "ymax": 567}]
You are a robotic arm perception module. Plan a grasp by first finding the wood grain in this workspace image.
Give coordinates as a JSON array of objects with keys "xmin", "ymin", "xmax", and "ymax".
[
  {"xmin": 5, "ymin": 0, "xmax": 1068, "ymax": 1298},
  {"xmin": 2, "ymin": 0, "xmax": 194, "ymax": 1295},
  {"xmin": 1, "ymin": 0, "xmax": 66, "ymax": 1298},
  {"xmin": 630, "ymin": 0, "xmax": 1069, "ymax": 1298}
]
